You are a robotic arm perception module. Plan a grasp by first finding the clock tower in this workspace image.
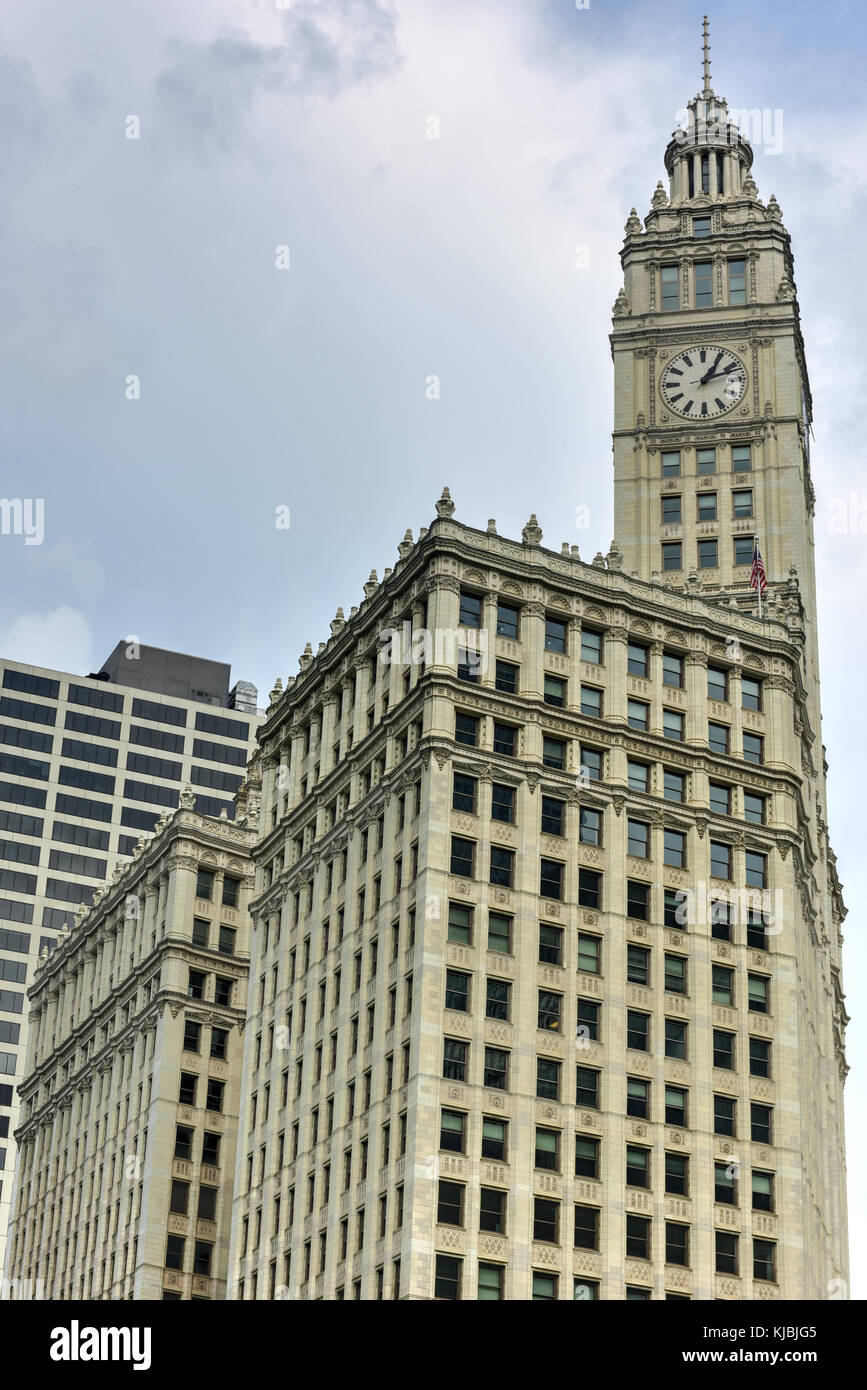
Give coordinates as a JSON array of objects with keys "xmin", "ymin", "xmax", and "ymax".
[
  {"xmin": 611, "ymin": 16, "xmax": 815, "ymax": 620},
  {"xmin": 611, "ymin": 19, "xmax": 849, "ymax": 1298}
]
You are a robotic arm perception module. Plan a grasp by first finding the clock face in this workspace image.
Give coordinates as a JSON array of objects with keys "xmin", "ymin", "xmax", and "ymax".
[{"xmin": 660, "ymin": 345, "xmax": 747, "ymax": 419}]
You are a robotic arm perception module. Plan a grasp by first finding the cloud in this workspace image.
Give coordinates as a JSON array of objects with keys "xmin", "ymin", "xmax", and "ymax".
[
  {"xmin": 155, "ymin": 0, "xmax": 403, "ymax": 155},
  {"xmin": 0, "ymin": 606, "xmax": 93, "ymax": 674}
]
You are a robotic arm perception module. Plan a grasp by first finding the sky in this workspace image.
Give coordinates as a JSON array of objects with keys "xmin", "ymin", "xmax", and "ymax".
[{"xmin": 1, "ymin": 0, "xmax": 865, "ymax": 1297}]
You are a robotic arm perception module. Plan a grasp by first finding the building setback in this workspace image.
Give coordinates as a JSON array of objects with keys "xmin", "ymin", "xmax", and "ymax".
[
  {"xmin": 5, "ymin": 788, "xmax": 257, "ymax": 1299},
  {"xmin": 0, "ymin": 646, "xmax": 261, "ymax": 1268}
]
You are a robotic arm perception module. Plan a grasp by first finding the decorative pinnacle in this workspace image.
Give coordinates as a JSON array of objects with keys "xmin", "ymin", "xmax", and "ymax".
[{"xmin": 702, "ymin": 15, "xmax": 712, "ymax": 97}]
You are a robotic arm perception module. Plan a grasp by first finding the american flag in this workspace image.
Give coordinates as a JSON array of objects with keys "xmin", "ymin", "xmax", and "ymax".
[{"xmin": 750, "ymin": 541, "xmax": 767, "ymax": 596}]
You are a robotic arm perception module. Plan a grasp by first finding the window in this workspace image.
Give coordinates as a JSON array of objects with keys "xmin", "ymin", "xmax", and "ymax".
[
  {"xmin": 545, "ymin": 675, "xmax": 566, "ymax": 708},
  {"xmin": 536, "ymin": 1058, "xmax": 561, "ymax": 1100},
  {"xmin": 574, "ymin": 1135, "xmax": 599, "ymax": 1178},
  {"xmin": 628, "ymin": 760, "xmax": 648, "ymax": 793},
  {"xmin": 577, "ymin": 933, "xmax": 600, "ymax": 975},
  {"xmin": 580, "ymin": 628, "xmax": 602, "ymax": 663},
  {"xmin": 713, "ymin": 1030, "xmax": 735, "ymax": 1070},
  {"xmin": 714, "ymin": 1095, "xmax": 736, "ymax": 1137},
  {"xmin": 538, "ymin": 990, "xmax": 562, "ymax": 1031},
  {"xmin": 479, "ymin": 1190, "xmax": 506, "ymax": 1235},
  {"xmin": 753, "ymin": 1240, "xmax": 777, "ymax": 1283},
  {"xmin": 576, "ymin": 1068, "xmax": 599, "ymax": 1110},
  {"xmin": 664, "ymin": 888, "xmax": 686, "ymax": 928},
  {"xmin": 627, "ymin": 819, "xmax": 648, "ymax": 857},
  {"xmin": 534, "ymin": 1198, "xmax": 559, "ymax": 1243},
  {"xmin": 532, "ymin": 1273, "xmax": 558, "ymax": 1301},
  {"xmin": 661, "ymin": 265, "xmax": 678, "ymax": 310},
  {"xmin": 196, "ymin": 869, "xmax": 214, "ymax": 900},
  {"xmin": 579, "ymin": 807, "xmax": 601, "ymax": 845},
  {"xmin": 218, "ymin": 925, "xmax": 236, "ymax": 955},
  {"xmin": 574, "ymin": 1206, "xmax": 599, "ymax": 1251},
  {"xmin": 663, "ymin": 710, "xmax": 684, "ymax": 742},
  {"xmin": 455, "ymin": 714, "xmax": 479, "ymax": 747},
  {"xmin": 665, "ymin": 1019, "xmax": 687, "ymax": 1060},
  {"xmin": 627, "ymin": 1078, "xmax": 649, "ymax": 1119},
  {"xmin": 535, "ymin": 1128, "xmax": 559, "ymax": 1171},
  {"xmin": 452, "ymin": 773, "xmax": 476, "ymax": 814},
  {"xmin": 751, "ymin": 1104, "xmax": 772, "ymax": 1145},
  {"xmin": 170, "ymin": 1180, "xmax": 190, "ymax": 1215},
  {"xmin": 539, "ymin": 924, "xmax": 562, "ymax": 965},
  {"xmin": 753, "ymin": 1172, "xmax": 774, "ymax": 1212},
  {"xmin": 728, "ymin": 258, "xmax": 747, "ymax": 304},
  {"xmin": 698, "ymin": 539, "xmax": 718, "ymax": 568},
  {"xmin": 661, "ymin": 450, "xmax": 680, "ymax": 477},
  {"xmin": 445, "ymin": 970, "xmax": 470, "ymax": 1012},
  {"xmin": 747, "ymin": 909, "xmax": 768, "ymax": 950},
  {"xmin": 711, "ymin": 900, "xmax": 732, "ymax": 941},
  {"xmin": 744, "ymin": 793, "xmax": 765, "ymax": 825},
  {"xmin": 478, "ymin": 1265, "xmax": 504, "ymax": 1301},
  {"xmin": 493, "ymin": 723, "xmax": 517, "ymax": 757},
  {"xmin": 198, "ymin": 1186, "xmax": 218, "ymax": 1222},
  {"xmin": 542, "ymin": 737, "xmax": 565, "ymax": 769},
  {"xmin": 626, "ymin": 1287, "xmax": 650, "ymax": 1301},
  {"xmin": 448, "ymin": 902, "xmax": 472, "ymax": 945},
  {"xmin": 481, "ymin": 1118, "xmax": 506, "ymax": 1161},
  {"xmin": 627, "ymin": 1011, "xmax": 649, "ymax": 1052},
  {"xmin": 748, "ymin": 975, "xmax": 769, "ymax": 1014},
  {"xmin": 434, "ymin": 1254, "xmax": 461, "ymax": 1300},
  {"xmin": 495, "ymin": 660, "xmax": 518, "ymax": 694},
  {"xmin": 450, "ymin": 836, "xmax": 474, "ymax": 878},
  {"xmin": 697, "ymin": 447, "xmax": 716, "ymax": 474},
  {"xmin": 710, "ymin": 840, "xmax": 732, "ymax": 880},
  {"xmin": 580, "ymin": 746, "xmax": 602, "ymax": 780},
  {"xmin": 627, "ymin": 643, "xmax": 649, "ymax": 678},
  {"xmin": 192, "ymin": 918, "xmax": 209, "ymax": 948},
  {"xmin": 750, "ymin": 1038, "xmax": 771, "ymax": 1078},
  {"xmin": 742, "ymin": 676, "xmax": 762, "ymax": 711},
  {"xmin": 666, "ymin": 1223, "xmax": 689, "ymax": 1266},
  {"xmin": 661, "ymin": 494, "xmax": 681, "ymax": 525},
  {"xmin": 665, "ymin": 1153, "xmax": 688, "ymax": 1196},
  {"xmin": 662, "ymin": 652, "xmax": 683, "ymax": 688},
  {"xmin": 665, "ymin": 1087, "xmax": 687, "ymax": 1127},
  {"xmin": 541, "ymin": 796, "xmax": 564, "ymax": 836},
  {"xmin": 485, "ymin": 978, "xmax": 510, "ymax": 1021},
  {"xmin": 709, "ymin": 782, "xmax": 730, "ymax": 816},
  {"xmin": 624, "ymin": 882, "xmax": 648, "ymax": 931},
  {"xmin": 626, "ymin": 1215, "xmax": 650, "ymax": 1259},
  {"xmin": 580, "ymin": 685, "xmax": 602, "ymax": 717},
  {"xmin": 662, "ymin": 542, "xmax": 682, "ymax": 571},
  {"xmin": 165, "ymin": 1235, "xmax": 185, "ymax": 1271},
  {"xmin": 663, "ymin": 830, "xmax": 685, "ymax": 868},
  {"xmin": 174, "ymin": 1126, "xmax": 193, "ymax": 1160},
  {"xmin": 693, "ymin": 215, "xmax": 711, "ymax": 238},
  {"xmin": 708, "ymin": 722, "xmax": 729, "ymax": 755},
  {"xmin": 708, "ymin": 667, "xmax": 728, "ymax": 702},
  {"xmin": 206, "ymin": 1079, "xmax": 224, "ymax": 1113},
  {"xmin": 484, "ymin": 1047, "xmax": 508, "ymax": 1090},
  {"xmin": 664, "ymin": 954, "xmax": 686, "ymax": 994},
  {"xmin": 712, "ymin": 965, "xmax": 734, "ymax": 1006},
  {"xmin": 437, "ymin": 1180, "xmax": 464, "ymax": 1227},
  {"xmin": 210, "ymin": 1028, "xmax": 228, "ymax": 1060},
  {"xmin": 626, "ymin": 1146, "xmax": 649, "ymax": 1189},
  {"xmin": 487, "ymin": 912, "xmax": 512, "ymax": 954},
  {"xmin": 440, "ymin": 1110, "xmax": 465, "ymax": 1153},
  {"xmin": 697, "ymin": 491, "xmax": 717, "ymax": 521},
  {"xmin": 183, "ymin": 1020, "xmax": 201, "ymax": 1053},
  {"xmin": 695, "ymin": 260, "xmax": 712, "ymax": 307},
  {"xmin": 222, "ymin": 876, "xmax": 239, "ymax": 908},
  {"xmin": 490, "ymin": 847, "xmax": 514, "ymax": 888},
  {"xmin": 578, "ymin": 869, "xmax": 600, "ymax": 909},
  {"xmin": 627, "ymin": 944, "xmax": 649, "ymax": 985},
  {"xmin": 714, "ymin": 1160, "xmax": 737, "ymax": 1205},
  {"xmin": 496, "ymin": 602, "xmax": 519, "ymax": 639},
  {"xmin": 732, "ymin": 444, "xmax": 752, "ymax": 472},
  {"xmin": 442, "ymin": 1040, "xmax": 467, "ymax": 1082},
  {"xmin": 627, "ymin": 700, "xmax": 648, "ymax": 731},
  {"xmin": 459, "ymin": 592, "xmax": 482, "ymax": 628},
  {"xmin": 490, "ymin": 782, "xmax": 514, "ymax": 823},
  {"xmin": 545, "ymin": 618, "xmax": 566, "ymax": 654},
  {"xmin": 733, "ymin": 535, "xmax": 754, "ymax": 566},
  {"xmin": 178, "ymin": 1073, "xmax": 197, "ymax": 1106},
  {"xmin": 745, "ymin": 851, "xmax": 767, "ymax": 888},
  {"xmin": 716, "ymin": 1231, "xmax": 738, "ymax": 1275},
  {"xmin": 743, "ymin": 732, "xmax": 764, "ymax": 765},
  {"xmin": 540, "ymin": 859, "xmax": 563, "ymax": 900},
  {"xmin": 664, "ymin": 769, "xmax": 684, "ymax": 803},
  {"xmin": 732, "ymin": 489, "xmax": 753, "ymax": 519}
]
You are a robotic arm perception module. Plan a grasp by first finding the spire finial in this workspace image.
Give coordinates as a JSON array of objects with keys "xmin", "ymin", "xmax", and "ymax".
[{"xmin": 702, "ymin": 15, "xmax": 712, "ymax": 96}]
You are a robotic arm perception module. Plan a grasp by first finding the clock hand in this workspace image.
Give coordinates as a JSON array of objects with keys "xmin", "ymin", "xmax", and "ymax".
[
  {"xmin": 699, "ymin": 350, "xmax": 724, "ymax": 385},
  {"xmin": 690, "ymin": 369, "xmax": 740, "ymax": 385}
]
